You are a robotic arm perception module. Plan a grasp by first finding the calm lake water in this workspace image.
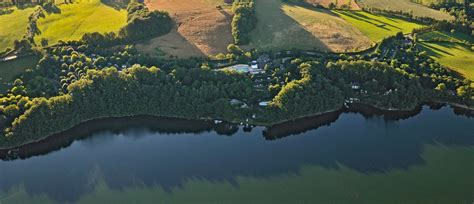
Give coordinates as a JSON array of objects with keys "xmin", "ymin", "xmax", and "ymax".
[{"xmin": 0, "ymin": 105, "xmax": 473, "ymax": 203}]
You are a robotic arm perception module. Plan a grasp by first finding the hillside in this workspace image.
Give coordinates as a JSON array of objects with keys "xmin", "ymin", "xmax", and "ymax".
[
  {"xmin": 139, "ymin": 0, "xmax": 233, "ymax": 58},
  {"xmin": 34, "ymin": 0, "xmax": 127, "ymax": 46},
  {"xmin": 335, "ymin": 10, "xmax": 424, "ymax": 42},
  {"xmin": 418, "ymin": 31, "xmax": 474, "ymax": 81},
  {"xmin": 0, "ymin": 7, "xmax": 35, "ymax": 51},
  {"xmin": 246, "ymin": 0, "xmax": 372, "ymax": 52},
  {"xmin": 357, "ymin": 0, "xmax": 453, "ymax": 21}
]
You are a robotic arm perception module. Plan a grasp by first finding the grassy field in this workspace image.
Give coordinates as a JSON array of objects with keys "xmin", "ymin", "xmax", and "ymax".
[
  {"xmin": 418, "ymin": 30, "xmax": 474, "ymax": 44},
  {"xmin": 246, "ymin": 0, "xmax": 372, "ymax": 53},
  {"xmin": 303, "ymin": 0, "xmax": 361, "ymax": 10},
  {"xmin": 334, "ymin": 10, "xmax": 425, "ymax": 42},
  {"xmin": 141, "ymin": 0, "xmax": 233, "ymax": 58},
  {"xmin": 357, "ymin": 0, "xmax": 453, "ymax": 21},
  {"xmin": 411, "ymin": 0, "xmax": 466, "ymax": 6},
  {"xmin": 418, "ymin": 31, "xmax": 474, "ymax": 81},
  {"xmin": 0, "ymin": 55, "xmax": 40, "ymax": 93},
  {"xmin": 34, "ymin": 0, "xmax": 127, "ymax": 46},
  {"xmin": 2, "ymin": 145, "xmax": 473, "ymax": 203},
  {"xmin": 0, "ymin": 7, "xmax": 35, "ymax": 51}
]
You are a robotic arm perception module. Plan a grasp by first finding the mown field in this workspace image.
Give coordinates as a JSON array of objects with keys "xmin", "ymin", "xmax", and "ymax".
[
  {"xmin": 246, "ymin": 0, "xmax": 372, "ymax": 52},
  {"xmin": 334, "ymin": 10, "xmax": 425, "ymax": 42},
  {"xmin": 418, "ymin": 31, "xmax": 474, "ymax": 81},
  {"xmin": 357, "ymin": 0, "xmax": 453, "ymax": 21},
  {"xmin": 34, "ymin": 0, "xmax": 127, "ymax": 46},
  {"xmin": 0, "ymin": 7, "xmax": 35, "ymax": 51}
]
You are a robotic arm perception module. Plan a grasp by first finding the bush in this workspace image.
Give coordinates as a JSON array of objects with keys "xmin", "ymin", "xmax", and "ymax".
[{"xmin": 119, "ymin": 3, "xmax": 172, "ymax": 41}]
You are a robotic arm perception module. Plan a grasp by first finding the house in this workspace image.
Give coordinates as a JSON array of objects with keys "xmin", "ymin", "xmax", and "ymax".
[{"xmin": 251, "ymin": 61, "xmax": 258, "ymax": 69}]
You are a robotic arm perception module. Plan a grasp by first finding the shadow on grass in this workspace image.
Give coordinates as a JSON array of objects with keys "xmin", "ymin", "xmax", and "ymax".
[
  {"xmin": 135, "ymin": 21, "xmax": 207, "ymax": 58},
  {"xmin": 420, "ymin": 42, "xmax": 454, "ymax": 57},
  {"xmin": 248, "ymin": 0, "xmax": 330, "ymax": 52},
  {"xmin": 335, "ymin": 11, "xmax": 398, "ymax": 31},
  {"xmin": 100, "ymin": 0, "xmax": 128, "ymax": 10}
]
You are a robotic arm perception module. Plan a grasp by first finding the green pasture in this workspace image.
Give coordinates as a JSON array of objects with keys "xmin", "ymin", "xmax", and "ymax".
[
  {"xmin": 0, "ymin": 7, "xmax": 35, "ymax": 51},
  {"xmin": 334, "ymin": 10, "xmax": 425, "ymax": 42},
  {"xmin": 357, "ymin": 0, "xmax": 453, "ymax": 21},
  {"xmin": 35, "ymin": 0, "xmax": 127, "ymax": 46}
]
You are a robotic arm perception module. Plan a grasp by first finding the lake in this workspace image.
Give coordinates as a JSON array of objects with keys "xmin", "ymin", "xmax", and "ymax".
[{"xmin": 0, "ymin": 105, "xmax": 473, "ymax": 204}]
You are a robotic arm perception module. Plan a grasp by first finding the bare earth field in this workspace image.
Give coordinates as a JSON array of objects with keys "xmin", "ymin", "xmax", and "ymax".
[{"xmin": 140, "ymin": 0, "xmax": 233, "ymax": 58}]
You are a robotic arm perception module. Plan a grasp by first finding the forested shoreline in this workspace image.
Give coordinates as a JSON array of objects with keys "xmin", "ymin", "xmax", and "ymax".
[{"xmin": 0, "ymin": 0, "xmax": 473, "ymax": 148}]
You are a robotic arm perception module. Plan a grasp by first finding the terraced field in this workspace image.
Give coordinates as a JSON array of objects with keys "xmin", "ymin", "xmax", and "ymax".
[
  {"xmin": 35, "ymin": 0, "xmax": 127, "ymax": 46},
  {"xmin": 0, "ymin": 7, "xmax": 35, "ymax": 51},
  {"xmin": 357, "ymin": 0, "xmax": 453, "ymax": 21}
]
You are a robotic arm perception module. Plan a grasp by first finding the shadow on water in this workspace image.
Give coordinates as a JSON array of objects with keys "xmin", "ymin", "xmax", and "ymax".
[{"xmin": 0, "ymin": 103, "xmax": 473, "ymax": 202}]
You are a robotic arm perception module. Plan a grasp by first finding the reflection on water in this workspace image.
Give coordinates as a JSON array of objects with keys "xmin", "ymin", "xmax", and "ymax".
[{"xmin": 0, "ymin": 105, "xmax": 473, "ymax": 202}]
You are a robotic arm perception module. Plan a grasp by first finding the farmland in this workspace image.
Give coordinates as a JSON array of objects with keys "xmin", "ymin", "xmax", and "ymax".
[
  {"xmin": 246, "ymin": 0, "xmax": 372, "ymax": 52},
  {"xmin": 334, "ymin": 10, "xmax": 425, "ymax": 42},
  {"xmin": 357, "ymin": 0, "xmax": 453, "ymax": 21},
  {"xmin": 411, "ymin": 0, "xmax": 466, "ymax": 6},
  {"xmin": 418, "ymin": 31, "xmax": 474, "ymax": 81},
  {"xmin": 0, "ymin": 7, "xmax": 35, "ymax": 51},
  {"xmin": 303, "ymin": 0, "xmax": 361, "ymax": 10},
  {"xmin": 141, "ymin": 0, "xmax": 233, "ymax": 58},
  {"xmin": 34, "ymin": 0, "xmax": 127, "ymax": 46}
]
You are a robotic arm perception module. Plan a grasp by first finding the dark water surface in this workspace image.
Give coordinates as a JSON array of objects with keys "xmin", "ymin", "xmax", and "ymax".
[{"xmin": 0, "ymin": 105, "xmax": 473, "ymax": 203}]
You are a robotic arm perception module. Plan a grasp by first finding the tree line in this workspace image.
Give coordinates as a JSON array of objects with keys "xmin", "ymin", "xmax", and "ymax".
[{"xmin": 231, "ymin": 0, "xmax": 257, "ymax": 45}]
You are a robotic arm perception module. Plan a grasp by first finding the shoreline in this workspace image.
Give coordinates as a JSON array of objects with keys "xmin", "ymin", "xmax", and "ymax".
[{"xmin": 1, "ymin": 100, "xmax": 472, "ymax": 151}]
